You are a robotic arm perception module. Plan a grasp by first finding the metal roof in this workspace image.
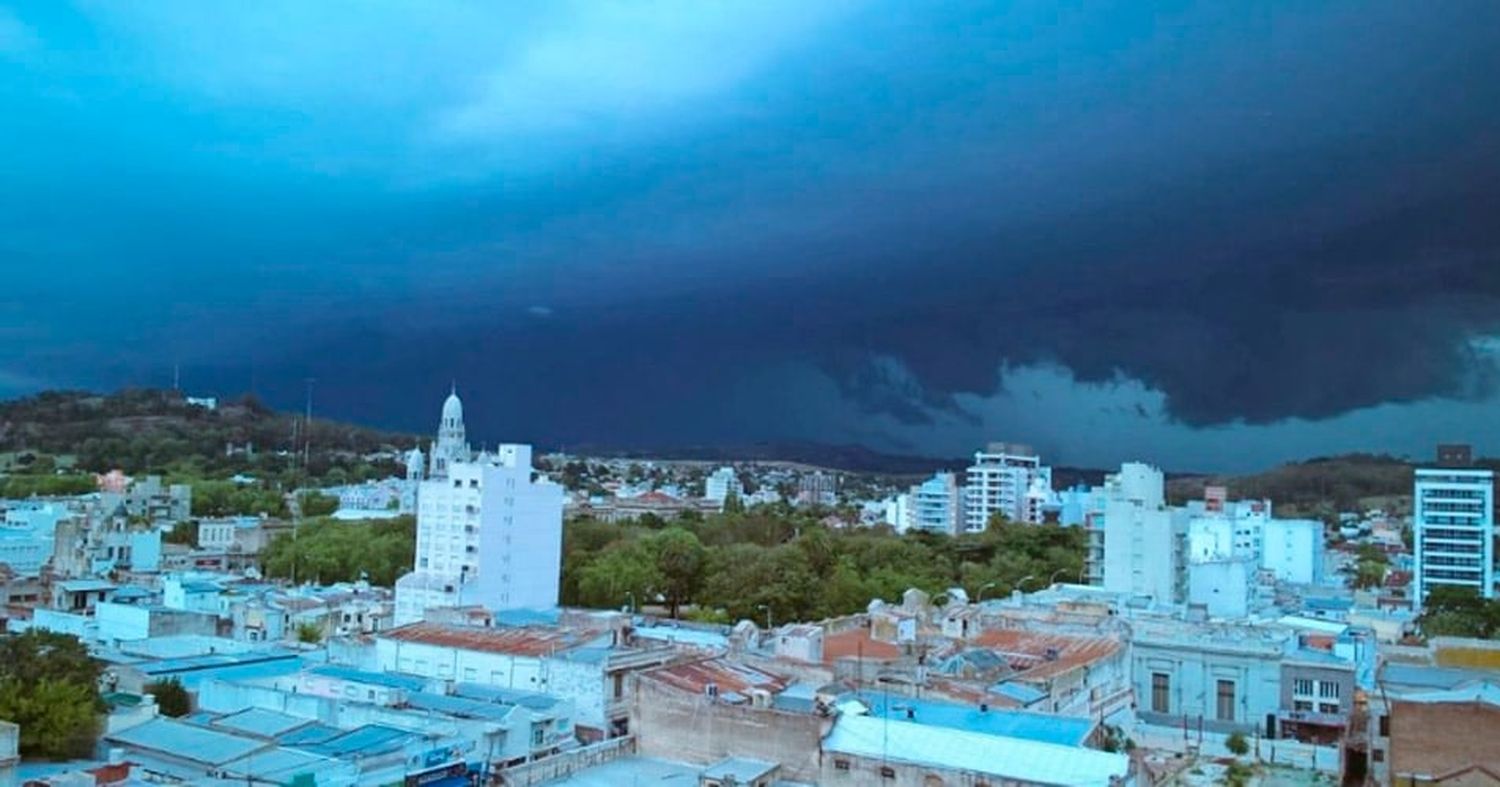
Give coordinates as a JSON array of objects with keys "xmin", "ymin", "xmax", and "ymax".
[
  {"xmin": 450, "ymin": 682, "xmax": 565, "ymax": 711},
  {"xmin": 209, "ymin": 707, "xmax": 316, "ymax": 739},
  {"xmin": 824, "ymin": 714, "xmax": 1127, "ymax": 787},
  {"xmin": 703, "ymin": 757, "xmax": 777, "ymax": 781},
  {"xmin": 854, "ymin": 693, "xmax": 1093, "ymax": 747},
  {"xmin": 403, "ymin": 691, "xmax": 517, "ymax": 722},
  {"xmin": 300, "ymin": 724, "xmax": 423, "ymax": 759},
  {"xmin": 307, "ymin": 664, "xmax": 430, "ymax": 692},
  {"xmin": 107, "ymin": 718, "xmax": 269, "ymax": 766},
  {"xmin": 57, "ymin": 579, "xmax": 117, "ymax": 593}
]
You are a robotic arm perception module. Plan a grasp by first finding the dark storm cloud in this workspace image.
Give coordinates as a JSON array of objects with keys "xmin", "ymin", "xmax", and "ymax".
[{"xmin": 5, "ymin": 1, "xmax": 1500, "ymax": 466}]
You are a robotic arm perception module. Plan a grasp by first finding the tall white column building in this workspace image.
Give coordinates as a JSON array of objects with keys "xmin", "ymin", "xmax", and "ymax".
[
  {"xmin": 1099, "ymin": 462, "xmax": 1187, "ymax": 604},
  {"xmin": 1413, "ymin": 444, "xmax": 1495, "ymax": 611},
  {"xmin": 395, "ymin": 391, "xmax": 565, "ymax": 625},
  {"xmin": 963, "ymin": 442, "xmax": 1052, "ymax": 530}
]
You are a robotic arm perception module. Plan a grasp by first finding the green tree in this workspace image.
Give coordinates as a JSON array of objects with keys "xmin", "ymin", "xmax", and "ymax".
[
  {"xmin": 577, "ymin": 543, "xmax": 662, "ymax": 611},
  {"xmin": 0, "ymin": 631, "xmax": 103, "ymax": 760},
  {"xmin": 296, "ymin": 622, "xmax": 324, "ymax": 644},
  {"xmin": 298, "ymin": 491, "xmax": 340, "ymax": 517},
  {"xmin": 647, "ymin": 527, "xmax": 706, "ymax": 618},
  {"xmin": 146, "ymin": 677, "xmax": 191, "ymax": 717},
  {"xmin": 1225, "ymin": 731, "xmax": 1250, "ymax": 756}
]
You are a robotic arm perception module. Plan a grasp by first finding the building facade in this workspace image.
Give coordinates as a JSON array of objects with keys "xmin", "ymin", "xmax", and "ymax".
[
  {"xmin": 963, "ymin": 442, "xmax": 1051, "ymax": 529},
  {"xmin": 1412, "ymin": 445, "xmax": 1495, "ymax": 610},
  {"xmin": 394, "ymin": 392, "xmax": 565, "ymax": 625}
]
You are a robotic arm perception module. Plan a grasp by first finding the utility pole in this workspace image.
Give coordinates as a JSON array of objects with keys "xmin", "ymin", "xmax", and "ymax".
[{"xmin": 303, "ymin": 378, "xmax": 316, "ymax": 470}]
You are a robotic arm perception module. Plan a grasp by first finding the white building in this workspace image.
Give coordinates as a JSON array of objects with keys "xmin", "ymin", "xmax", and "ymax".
[
  {"xmin": 703, "ymin": 467, "xmax": 743, "ymax": 509},
  {"xmin": 906, "ymin": 472, "xmax": 963, "ymax": 535},
  {"xmin": 1261, "ymin": 518, "xmax": 1324, "ymax": 585},
  {"xmin": 394, "ymin": 391, "xmax": 565, "ymax": 625},
  {"xmin": 1100, "ymin": 462, "xmax": 1186, "ymax": 604},
  {"xmin": 963, "ymin": 442, "xmax": 1052, "ymax": 529},
  {"xmin": 1413, "ymin": 446, "xmax": 1495, "ymax": 610}
]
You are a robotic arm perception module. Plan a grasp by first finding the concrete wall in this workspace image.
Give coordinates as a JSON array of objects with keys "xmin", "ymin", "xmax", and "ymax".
[
  {"xmin": 632, "ymin": 677, "xmax": 828, "ymax": 784},
  {"xmin": 375, "ymin": 637, "xmax": 609, "ymax": 728},
  {"xmin": 1133, "ymin": 637, "xmax": 1282, "ymax": 735}
]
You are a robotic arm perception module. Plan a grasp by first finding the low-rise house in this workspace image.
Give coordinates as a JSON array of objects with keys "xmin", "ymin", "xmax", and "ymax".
[
  {"xmin": 820, "ymin": 713, "xmax": 1131, "ymax": 787},
  {"xmin": 632, "ymin": 657, "xmax": 828, "ymax": 783},
  {"xmin": 374, "ymin": 620, "xmax": 677, "ymax": 740}
]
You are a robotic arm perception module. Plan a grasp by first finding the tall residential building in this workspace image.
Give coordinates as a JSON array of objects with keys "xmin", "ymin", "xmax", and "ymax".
[
  {"xmin": 963, "ymin": 442, "xmax": 1052, "ymax": 530},
  {"xmin": 703, "ymin": 467, "xmax": 743, "ymax": 509},
  {"xmin": 395, "ymin": 392, "xmax": 565, "ymax": 625},
  {"xmin": 1099, "ymin": 462, "xmax": 1187, "ymax": 604},
  {"xmin": 907, "ymin": 472, "xmax": 963, "ymax": 535},
  {"xmin": 797, "ymin": 472, "xmax": 837, "ymax": 507},
  {"xmin": 1413, "ymin": 444, "xmax": 1495, "ymax": 610}
]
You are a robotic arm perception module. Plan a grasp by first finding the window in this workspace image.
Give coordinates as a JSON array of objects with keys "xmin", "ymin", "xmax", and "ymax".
[
  {"xmin": 1151, "ymin": 673, "xmax": 1170, "ymax": 714},
  {"xmin": 1216, "ymin": 680, "xmax": 1235, "ymax": 722},
  {"xmin": 1319, "ymin": 703, "xmax": 1340, "ymax": 714},
  {"xmin": 1294, "ymin": 678, "xmax": 1314, "ymax": 697},
  {"xmin": 1372, "ymin": 749, "xmax": 1384, "ymax": 763},
  {"xmin": 880, "ymin": 766, "xmax": 896, "ymax": 779},
  {"xmin": 833, "ymin": 760, "xmax": 850, "ymax": 772},
  {"xmin": 1378, "ymin": 714, "xmax": 1389, "ymax": 737},
  {"xmin": 1319, "ymin": 682, "xmax": 1340, "ymax": 700}
]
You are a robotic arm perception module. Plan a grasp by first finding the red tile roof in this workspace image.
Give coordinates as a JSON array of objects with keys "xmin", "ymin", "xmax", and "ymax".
[
  {"xmin": 380, "ymin": 622, "xmax": 594, "ymax": 657},
  {"xmin": 643, "ymin": 657, "xmax": 791, "ymax": 695},
  {"xmin": 822, "ymin": 628, "xmax": 901, "ymax": 664},
  {"xmin": 972, "ymin": 629, "xmax": 1121, "ymax": 681}
]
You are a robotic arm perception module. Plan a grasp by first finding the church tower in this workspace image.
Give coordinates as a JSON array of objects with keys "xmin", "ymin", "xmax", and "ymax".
[{"xmin": 428, "ymin": 385, "xmax": 471, "ymax": 479}]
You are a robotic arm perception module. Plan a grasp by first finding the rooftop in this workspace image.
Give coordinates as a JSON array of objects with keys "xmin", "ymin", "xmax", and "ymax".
[
  {"xmin": 854, "ymin": 692, "xmax": 1094, "ymax": 747},
  {"xmin": 825, "ymin": 714, "xmax": 1128, "ymax": 787},
  {"xmin": 643, "ymin": 657, "xmax": 791, "ymax": 699},
  {"xmin": 306, "ymin": 663, "xmax": 430, "ymax": 692},
  {"xmin": 821, "ymin": 627, "xmax": 901, "ymax": 664},
  {"xmin": 971, "ymin": 629, "xmax": 1121, "ymax": 681},
  {"xmin": 380, "ymin": 622, "xmax": 604, "ymax": 657},
  {"xmin": 536, "ymin": 756, "xmax": 699, "ymax": 787},
  {"xmin": 106, "ymin": 717, "xmax": 268, "ymax": 766},
  {"xmin": 206, "ymin": 707, "xmax": 315, "ymax": 739}
]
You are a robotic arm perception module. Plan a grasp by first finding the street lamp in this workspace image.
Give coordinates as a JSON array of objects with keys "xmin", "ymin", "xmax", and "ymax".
[
  {"xmin": 756, "ymin": 604, "xmax": 773, "ymax": 631},
  {"xmin": 1015, "ymin": 574, "xmax": 1036, "ymax": 593},
  {"xmin": 1049, "ymin": 567, "xmax": 1070, "ymax": 587},
  {"xmin": 624, "ymin": 592, "xmax": 637, "ymax": 615},
  {"xmin": 976, "ymin": 581, "xmax": 999, "ymax": 603}
]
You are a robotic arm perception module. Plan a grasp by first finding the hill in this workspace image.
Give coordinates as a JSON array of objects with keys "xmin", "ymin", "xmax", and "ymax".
[
  {"xmin": 1165, "ymin": 453, "xmax": 1420, "ymax": 515},
  {"xmin": 0, "ymin": 388, "xmax": 415, "ymax": 483}
]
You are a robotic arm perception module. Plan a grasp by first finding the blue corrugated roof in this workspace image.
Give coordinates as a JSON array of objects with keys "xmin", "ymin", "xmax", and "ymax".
[
  {"xmin": 307, "ymin": 664, "xmax": 429, "ymax": 692},
  {"xmin": 302, "ymin": 724, "xmax": 422, "ymax": 758},
  {"xmin": 855, "ymin": 693, "xmax": 1093, "ymax": 747},
  {"xmin": 990, "ymin": 681, "xmax": 1047, "ymax": 705},
  {"xmin": 451, "ymin": 682, "xmax": 564, "ymax": 711},
  {"xmin": 275, "ymin": 723, "xmax": 344, "ymax": 746},
  {"xmin": 405, "ymin": 692, "xmax": 516, "ymax": 721},
  {"xmin": 210, "ymin": 707, "xmax": 315, "ymax": 738}
]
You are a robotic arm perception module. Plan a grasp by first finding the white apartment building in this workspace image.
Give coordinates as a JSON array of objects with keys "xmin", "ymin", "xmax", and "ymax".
[
  {"xmin": 1413, "ymin": 447, "xmax": 1495, "ymax": 610},
  {"xmin": 1100, "ymin": 462, "xmax": 1186, "ymax": 604},
  {"xmin": 703, "ymin": 467, "xmax": 743, "ymax": 508},
  {"xmin": 963, "ymin": 442, "xmax": 1052, "ymax": 529},
  {"xmin": 394, "ymin": 392, "xmax": 565, "ymax": 625},
  {"xmin": 907, "ymin": 472, "xmax": 963, "ymax": 535}
]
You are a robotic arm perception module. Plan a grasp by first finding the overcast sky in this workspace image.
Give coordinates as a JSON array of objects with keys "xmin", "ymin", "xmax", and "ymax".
[{"xmin": 3, "ymin": 2, "xmax": 1500, "ymax": 471}]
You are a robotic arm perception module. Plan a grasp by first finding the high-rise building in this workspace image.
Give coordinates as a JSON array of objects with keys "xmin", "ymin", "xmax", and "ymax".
[
  {"xmin": 703, "ymin": 467, "xmax": 743, "ymax": 509},
  {"xmin": 1413, "ymin": 445, "xmax": 1495, "ymax": 611},
  {"xmin": 963, "ymin": 442, "xmax": 1052, "ymax": 530},
  {"xmin": 906, "ymin": 472, "xmax": 963, "ymax": 535},
  {"xmin": 1099, "ymin": 462, "xmax": 1187, "ymax": 604},
  {"xmin": 394, "ymin": 392, "xmax": 565, "ymax": 625},
  {"xmin": 797, "ymin": 471, "xmax": 837, "ymax": 507}
]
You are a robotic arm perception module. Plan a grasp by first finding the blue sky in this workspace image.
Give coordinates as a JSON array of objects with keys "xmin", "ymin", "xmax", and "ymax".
[{"xmin": 3, "ymin": 2, "xmax": 1500, "ymax": 471}]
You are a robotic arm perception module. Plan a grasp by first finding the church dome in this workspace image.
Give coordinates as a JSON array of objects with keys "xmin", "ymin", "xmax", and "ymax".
[{"xmin": 442, "ymin": 391, "xmax": 463, "ymax": 422}]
